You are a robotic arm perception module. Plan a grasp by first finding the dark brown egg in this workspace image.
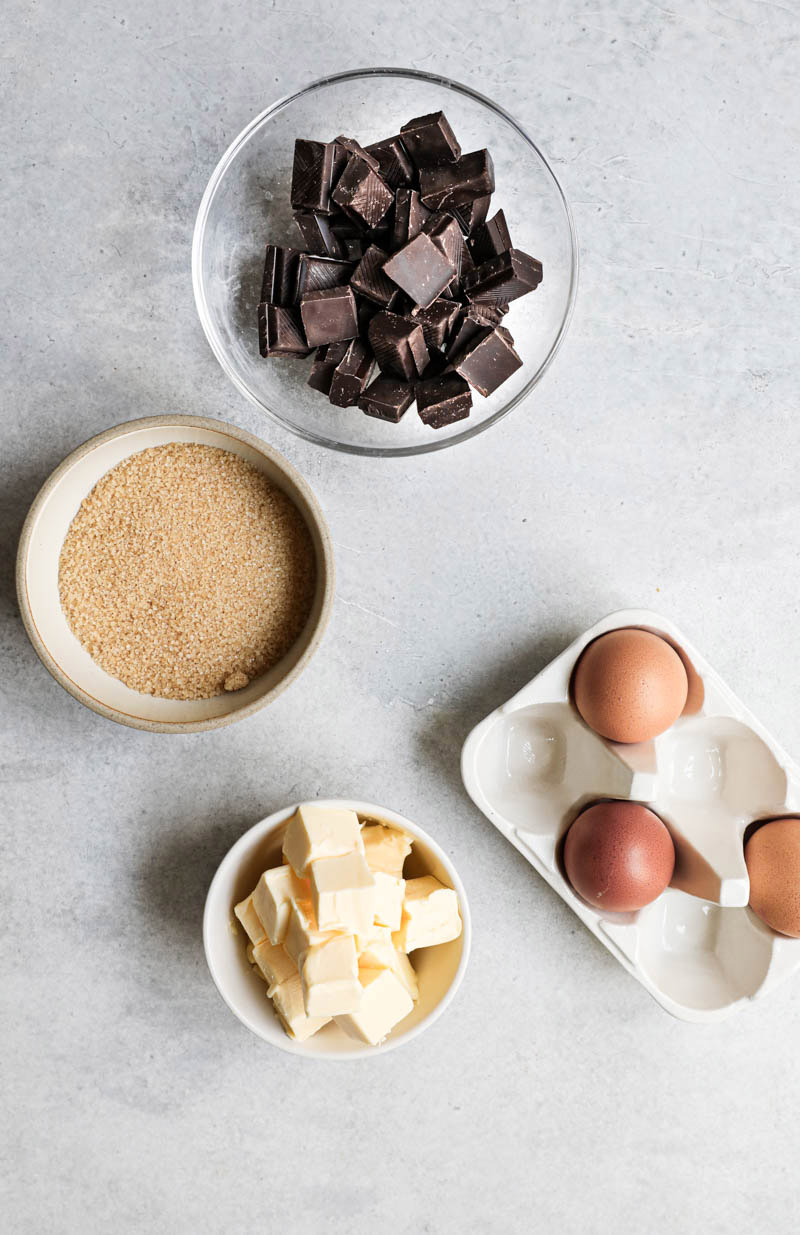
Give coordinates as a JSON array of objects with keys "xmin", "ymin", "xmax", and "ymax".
[
  {"xmin": 745, "ymin": 817, "xmax": 800, "ymax": 938},
  {"xmin": 573, "ymin": 628, "xmax": 689, "ymax": 744},
  {"xmin": 563, "ymin": 801, "xmax": 675, "ymax": 913}
]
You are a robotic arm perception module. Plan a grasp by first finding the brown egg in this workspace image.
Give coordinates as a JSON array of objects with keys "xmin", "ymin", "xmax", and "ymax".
[
  {"xmin": 573, "ymin": 628, "xmax": 688, "ymax": 744},
  {"xmin": 563, "ymin": 801, "xmax": 675, "ymax": 912},
  {"xmin": 745, "ymin": 817, "xmax": 800, "ymax": 937}
]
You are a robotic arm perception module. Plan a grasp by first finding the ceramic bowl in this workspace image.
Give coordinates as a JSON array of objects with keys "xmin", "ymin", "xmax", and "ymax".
[
  {"xmin": 203, "ymin": 800, "xmax": 471, "ymax": 1058},
  {"xmin": 16, "ymin": 414, "xmax": 334, "ymax": 733}
]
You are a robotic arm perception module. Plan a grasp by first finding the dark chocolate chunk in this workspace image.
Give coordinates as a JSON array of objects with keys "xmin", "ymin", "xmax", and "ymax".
[
  {"xmin": 293, "ymin": 211, "xmax": 346, "ymax": 260},
  {"xmin": 445, "ymin": 305, "xmax": 508, "ymax": 359},
  {"xmin": 350, "ymin": 245, "xmax": 399, "ymax": 309},
  {"xmin": 423, "ymin": 214, "xmax": 467, "ymax": 277},
  {"xmin": 368, "ymin": 311, "xmax": 429, "ymax": 381},
  {"xmin": 463, "ymin": 247, "xmax": 543, "ymax": 304},
  {"xmin": 469, "ymin": 300, "xmax": 509, "ymax": 325},
  {"xmin": 329, "ymin": 338, "xmax": 374, "ymax": 407},
  {"xmin": 257, "ymin": 303, "xmax": 310, "ymax": 357},
  {"xmin": 449, "ymin": 195, "xmax": 492, "ymax": 235},
  {"xmin": 333, "ymin": 135, "xmax": 381, "ymax": 173},
  {"xmin": 358, "ymin": 375, "xmax": 415, "ymax": 423},
  {"xmin": 332, "ymin": 158, "xmax": 394, "ymax": 228},
  {"xmin": 291, "ymin": 139, "xmax": 336, "ymax": 213},
  {"xmin": 409, "ymin": 298, "xmax": 461, "ymax": 350},
  {"xmin": 419, "ymin": 150, "xmax": 495, "ymax": 211},
  {"xmin": 307, "ymin": 341, "xmax": 350, "ymax": 394},
  {"xmin": 299, "ymin": 285, "xmax": 359, "ymax": 347},
  {"xmin": 296, "ymin": 254, "xmax": 355, "ymax": 298},
  {"xmin": 383, "ymin": 233, "xmax": 457, "ymax": 310},
  {"xmin": 357, "ymin": 295, "xmax": 382, "ymax": 335},
  {"xmin": 260, "ymin": 245, "xmax": 302, "ymax": 306},
  {"xmin": 392, "ymin": 188, "xmax": 432, "ymax": 249},
  {"xmin": 468, "ymin": 208, "xmax": 513, "ymax": 264},
  {"xmin": 365, "ymin": 136, "xmax": 415, "ymax": 189},
  {"xmin": 415, "ymin": 372, "xmax": 472, "ymax": 429},
  {"xmin": 450, "ymin": 326, "xmax": 523, "ymax": 396},
  {"xmin": 400, "ymin": 112, "xmax": 461, "ymax": 166},
  {"xmin": 421, "ymin": 349, "xmax": 452, "ymax": 379}
]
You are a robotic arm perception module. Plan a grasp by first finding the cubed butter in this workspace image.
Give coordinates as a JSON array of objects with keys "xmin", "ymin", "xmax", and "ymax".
[
  {"xmin": 335, "ymin": 967, "xmax": 414, "ymax": 1046},
  {"xmin": 270, "ymin": 973, "xmax": 330, "ymax": 1042},
  {"xmin": 361, "ymin": 823, "xmax": 412, "ymax": 877},
  {"xmin": 310, "ymin": 852, "xmax": 376, "ymax": 934},
  {"xmin": 284, "ymin": 897, "xmax": 337, "ymax": 969},
  {"xmin": 373, "ymin": 871, "xmax": 405, "ymax": 930},
  {"xmin": 355, "ymin": 922, "xmax": 393, "ymax": 953},
  {"xmin": 250, "ymin": 938, "xmax": 297, "ymax": 994},
  {"xmin": 393, "ymin": 875, "xmax": 462, "ymax": 953},
  {"xmin": 301, "ymin": 934, "xmax": 362, "ymax": 1017},
  {"xmin": 282, "ymin": 804, "xmax": 364, "ymax": 876},
  {"xmin": 358, "ymin": 940, "xmax": 419, "ymax": 1001},
  {"xmin": 234, "ymin": 894, "xmax": 267, "ymax": 945},
  {"xmin": 251, "ymin": 865, "xmax": 308, "ymax": 945}
]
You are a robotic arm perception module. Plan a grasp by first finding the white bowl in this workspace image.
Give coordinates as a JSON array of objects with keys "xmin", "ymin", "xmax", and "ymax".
[
  {"xmin": 203, "ymin": 800, "xmax": 471, "ymax": 1058},
  {"xmin": 16, "ymin": 414, "xmax": 334, "ymax": 733}
]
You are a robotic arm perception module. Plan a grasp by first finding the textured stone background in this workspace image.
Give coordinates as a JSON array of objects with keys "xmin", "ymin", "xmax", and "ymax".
[{"xmin": 2, "ymin": 1, "xmax": 799, "ymax": 1231}]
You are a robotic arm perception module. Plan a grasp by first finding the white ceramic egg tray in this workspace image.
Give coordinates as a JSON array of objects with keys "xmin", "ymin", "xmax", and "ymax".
[{"xmin": 461, "ymin": 609, "xmax": 800, "ymax": 1021}]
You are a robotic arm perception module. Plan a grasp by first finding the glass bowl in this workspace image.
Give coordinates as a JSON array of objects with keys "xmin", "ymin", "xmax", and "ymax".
[{"xmin": 193, "ymin": 67, "xmax": 578, "ymax": 457}]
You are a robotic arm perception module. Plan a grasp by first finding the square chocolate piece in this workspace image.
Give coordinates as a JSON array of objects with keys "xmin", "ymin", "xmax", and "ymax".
[
  {"xmin": 419, "ymin": 150, "xmax": 495, "ymax": 211},
  {"xmin": 409, "ymin": 298, "xmax": 461, "ymax": 351},
  {"xmin": 415, "ymin": 372, "xmax": 472, "ymax": 429},
  {"xmin": 468, "ymin": 209, "xmax": 513, "ymax": 264},
  {"xmin": 392, "ymin": 188, "xmax": 432, "ymax": 249},
  {"xmin": 400, "ymin": 112, "xmax": 461, "ymax": 166},
  {"xmin": 463, "ymin": 247, "xmax": 543, "ymax": 304},
  {"xmin": 365, "ymin": 136, "xmax": 415, "ymax": 189},
  {"xmin": 350, "ymin": 245, "xmax": 399, "ymax": 309},
  {"xmin": 261, "ymin": 245, "xmax": 302, "ymax": 306},
  {"xmin": 449, "ymin": 195, "xmax": 492, "ymax": 236},
  {"xmin": 329, "ymin": 339, "xmax": 374, "ymax": 407},
  {"xmin": 295, "ymin": 254, "xmax": 355, "ymax": 298},
  {"xmin": 451, "ymin": 326, "xmax": 523, "ymax": 396},
  {"xmin": 299, "ymin": 285, "xmax": 359, "ymax": 347},
  {"xmin": 383, "ymin": 233, "xmax": 457, "ymax": 310},
  {"xmin": 368, "ymin": 311, "xmax": 429, "ymax": 381},
  {"xmin": 334, "ymin": 135, "xmax": 381, "ymax": 172},
  {"xmin": 257, "ymin": 303, "xmax": 309, "ymax": 357},
  {"xmin": 358, "ymin": 375, "xmax": 415, "ymax": 423},
  {"xmin": 293, "ymin": 211, "xmax": 346, "ymax": 260},
  {"xmin": 307, "ymin": 341, "xmax": 349, "ymax": 394},
  {"xmin": 332, "ymin": 158, "xmax": 394, "ymax": 229},
  {"xmin": 291, "ymin": 139, "xmax": 337, "ymax": 213}
]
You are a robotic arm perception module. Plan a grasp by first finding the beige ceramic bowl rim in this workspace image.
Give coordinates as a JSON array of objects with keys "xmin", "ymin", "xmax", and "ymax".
[
  {"xmin": 203, "ymin": 799, "xmax": 472, "ymax": 1060},
  {"xmin": 15, "ymin": 413, "xmax": 335, "ymax": 734}
]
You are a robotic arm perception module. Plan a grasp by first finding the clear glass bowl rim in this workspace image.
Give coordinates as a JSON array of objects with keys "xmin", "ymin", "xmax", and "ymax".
[{"xmin": 192, "ymin": 65, "xmax": 579, "ymax": 457}]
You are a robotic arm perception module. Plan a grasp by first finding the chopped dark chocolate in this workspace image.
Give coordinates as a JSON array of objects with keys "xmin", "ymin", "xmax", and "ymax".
[
  {"xmin": 296, "ymin": 254, "xmax": 355, "ymax": 298},
  {"xmin": 261, "ymin": 245, "xmax": 302, "ymax": 306},
  {"xmin": 449, "ymin": 195, "xmax": 492, "ymax": 235},
  {"xmin": 333, "ymin": 135, "xmax": 381, "ymax": 172},
  {"xmin": 329, "ymin": 338, "xmax": 374, "ymax": 408},
  {"xmin": 383, "ymin": 232, "xmax": 457, "ymax": 309},
  {"xmin": 358, "ymin": 375, "xmax": 415, "ymax": 423},
  {"xmin": 469, "ymin": 300, "xmax": 509, "ymax": 325},
  {"xmin": 423, "ymin": 214, "xmax": 467, "ymax": 278},
  {"xmin": 350, "ymin": 245, "xmax": 399, "ymax": 309},
  {"xmin": 392, "ymin": 188, "xmax": 432, "ymax": 249},
  {"xmin": 307, "ymin": 341, "xmax": 349, "ymax": 394},
  {"xmin": 468, "ymin": 208, "xmax": 513, "ymax": 264},
  {"xmin": 415, "ymin": 372, "xmax": 472, "ymax": 429},
  {"xmin": 357, "ymin": 295, "xmax": 382, "ymax": 335},
  {"xmin": 299, "ymin": 285, "xmax": 359, "ymax": 347},
  {"xmin": 365, "ymin": 135, "xmax": 415, "ymax": 189},
  {"xmin": 421, "ymin": 349, "xmax": 452, "ymax": 379},
  {"xmin": 293, "ymin": 211, "xmax": 346, "ymax": 260},
  {"xmin": 419, "ymin": 150, "xmax": 495, "ymax": 211},
  {"xmin": 257, "ymin": 303, "xmax": 310, "ymax": 357},
  {"xmin": 463, "ymin": 247, "xmax": 543, "ymax": 304},
  {"xmin": 332, "ymin": 158, "xmax": 394, "ymax": 228},
  {"xmin": 400, "ymin": 112, "xmax": 461, "ymax": 166},
  {"xmin": 409, "ymin": 298, "xmax": 461, "ymax": 350},
  {"xmin": 291, "ymin": 139, "xmax": 337, "ymax": 213},
  {"xmin": 445, "ymin": 304, "xmax": 508, "ymax": 360},
  {"xmin": 450, "ymin": 326, "xmax": 523, "ymax": 396},
  {"xmin": 368, "ymin": 311, "xmax": 429, "ymax": 381}
]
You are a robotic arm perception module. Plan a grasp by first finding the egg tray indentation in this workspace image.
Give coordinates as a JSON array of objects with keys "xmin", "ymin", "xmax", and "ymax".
[{"xmin": 461, "ymin": 608, "xmax": 800, "ymax": 1021}]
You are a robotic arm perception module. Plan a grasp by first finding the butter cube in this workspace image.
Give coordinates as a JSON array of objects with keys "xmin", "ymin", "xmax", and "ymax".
[
  {"xmin": 284, "ymin": 897, "xmax": 337, "ymax": 969},
  {"xmin": 234, "ymin": 895, "xmax": 267, "ymax": 945},
  {"xmin": 361, "ymin": 823, "xmax": 412, "ymax": 877},
  {"xmin": 251, "ymin": 865, "xmax": 308, "ymax": 945},
  {"xmin": 335, "ymin": 967, "xmax": 414, "ymax": 1045},
  {"xmin": 310, "ymin": 852, "xmax": 376, "ymax": 934},
  {"xmin": 282, "ymin": 804, "xmax": 364, "ymax": 876},
  {"xmin": 355, "ymin": 922, "xmax": 393, "ymax": 953},
  {"xmin": 393, "ymin": 876, "xmax": 462, "ymax": 953},
  {"xmin": 250, "ymin": 939, "xmax": 297, "ymax": 994},
  {"xmin": 373, "ymin": 872, "xmax": 405, "ymax": 930},
  {"xmin": 301, "ymin": 934, "xmax": 362, "ymax": 1017},
  {"xmin": 358, "ymin": 940, "xmax": 419, "ymax": 1002},
  {"xmin": 270, "ymin": 973, "xmax": 330, "ymax": 1042}
]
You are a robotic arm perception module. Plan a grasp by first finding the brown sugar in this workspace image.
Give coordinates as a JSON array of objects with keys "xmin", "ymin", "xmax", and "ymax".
[{"xmin": 58, "ymin": 443, "xmax": 316, "ymax": 700}]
